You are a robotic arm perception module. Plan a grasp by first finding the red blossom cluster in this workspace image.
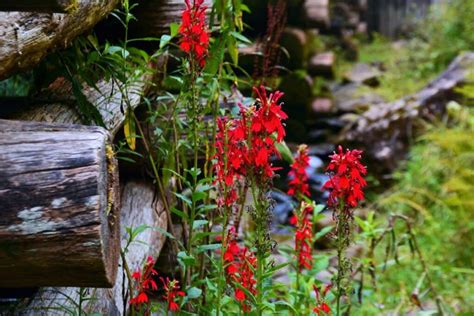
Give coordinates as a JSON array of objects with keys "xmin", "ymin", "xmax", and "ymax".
[
  {"xmin": 179, "ymin": 0, "xmax": 210, "ymax": 67},
  {"xmin": 287, "ymin": 144, "xmax": 310, "ymax": 197},
  {"xmin": 129, "ymin": 256, "xmax": 184, "ymax": 312},
  {"xmin": 161, "ymin": 277, "xmax": 185, "ymax": 311},
  {"xmin": 293, "ymin": 202, "xmax": 314, "ymax": 271},
  {"xmin": 130, "ymin": 256, "xmax": 158, "ymax": 306},
  {"xmin": 214, "ymin": 86, "xmax": 288, "ymax": 207},
  {"xmin": 323, "ymin": 146, "xmax": 367, "ymax": 210},
  {"xmin": 223, "ymin": 228, "xmax": 257, "ymax": 312},
  {"xmin": 313, "ymin": 284, "xmax": 332, "ymax": 315}
]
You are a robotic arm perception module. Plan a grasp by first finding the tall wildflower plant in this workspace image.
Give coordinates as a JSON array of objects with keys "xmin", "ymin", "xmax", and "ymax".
[
  {"xmin": 323, "ymin": 146, "xmax": 367, "ymax": 315},
  {"xmin": 213, "ymin": 85, "xmax": 288, "ymax": 314}
]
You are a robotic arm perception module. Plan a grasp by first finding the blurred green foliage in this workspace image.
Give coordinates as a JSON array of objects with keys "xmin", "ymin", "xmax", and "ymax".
[
  {"xmin": 356, "ymin": 0, "xmax": 474, "ymax": 101},
  {"xmin": 356, "ymin": 77, "xmax": 474, "ymax": 315}
]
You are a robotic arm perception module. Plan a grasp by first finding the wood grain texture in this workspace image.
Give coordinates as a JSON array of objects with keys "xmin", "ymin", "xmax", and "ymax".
[
  {"xmin": 10, "ymin": 76, "xmax": 147, "ymax": 137},
  {"xmin": 130, "ymin": 0, "xmax": 212, "ymax": 37},
  {"xmin": 0, "ymin": 119, "xmax": 120, "ymax": 288},
  {"xmin": 0, "ymin": 0, "xmax": 119, "ymax": 80},
  {"xmin": 0, "ymin": 0, "xmax": 72, "ymax": 13},
  {"xmin": 13, "ymin": 181, "xmax": 167, "ymax": 315}
]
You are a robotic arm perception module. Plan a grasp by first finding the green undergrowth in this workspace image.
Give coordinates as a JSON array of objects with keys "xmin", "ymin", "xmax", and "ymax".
[
  {"xmin": 356, "ymin": 86, "xmax": 474, "ymax": 314},
  {"xmin": 345, "ymin": 0, "xmax": 474, "ymax": 102}
]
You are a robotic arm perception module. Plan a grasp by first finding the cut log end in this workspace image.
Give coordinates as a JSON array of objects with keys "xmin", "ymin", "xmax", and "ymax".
[{"xmin": 0, "ymin": 119, "xmax": 120, "ymax": 288}]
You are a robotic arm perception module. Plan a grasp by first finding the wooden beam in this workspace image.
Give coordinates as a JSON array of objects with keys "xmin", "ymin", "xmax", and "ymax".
[
  {"xmin": 0, "ymin": 0, "xmax": 119, "ymax": 80},
  {"xmin": 0, "ymin": 0, "xmax": 73, "ymax": 13},
  {"xmin": 0, "ymin": 119, "xmax": 120, "ymax": 288}
]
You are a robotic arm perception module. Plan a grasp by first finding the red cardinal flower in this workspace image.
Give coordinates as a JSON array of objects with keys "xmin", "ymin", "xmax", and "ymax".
[
  {"xmin": 160, "ymin": 277, "xmax": 185, "ymax": 311},
  {"xmin": 222, "ymin": 228, "xmax": 257, "ymax": 312},
  {"xmin": 179, "ymin": 0, "xmax": 210, "ymax": 67},
  {"xmin": 213, "ymin": 87, "xmax": 287, "ymax": 209},
  {"xmin": 323, "ymin": 146, "xmax": 367, "ymax": 210},
  {"xmin": 313, "ymin": 284, "xmax": 332, "ymax": 315},
  {"xmin": 130, "ymin": 256, "xmax": 158, "ymax": 307},
  {"xmin": 294, "ymin": 202, "xmax": 314, "ymax": 271},
  {"xmin": 288, "ymin": 144, "xmax": 310, "ymax": 197}
]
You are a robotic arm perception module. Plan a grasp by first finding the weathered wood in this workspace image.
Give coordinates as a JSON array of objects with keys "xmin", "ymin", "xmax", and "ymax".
[
  {"xmin": 13, "ymin": 181, "xmax": 168, "ymax": 315},
  {"xmin": 344, "ymin": 52, "xmax": 474, "ymax": 173},
  {"xmin": 129, "ymin": 0, "xmax": 212, "ymax": 38},
  {"xmin": 0, "ymin": 0, "xmax": 73, "ymax": 13},
  {"xmin": 0, "ymin": 119, "xmax": 120, "ymax": 288},
  {"xmin": 9, "ymin": 76, "xmax": 147, "ymax": 137},
  {"xmin": 0, "ymin": 0, "xmax": 119, "ymax": 80}
]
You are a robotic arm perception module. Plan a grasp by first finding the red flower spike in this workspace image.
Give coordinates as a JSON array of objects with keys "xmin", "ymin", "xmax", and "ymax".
[
  {"xmin": 161, "ymin": 277, "xmax": 185, "ymax": 312},
  {"xmin": 313, "ymin": 284, "xmax": 332, "ymax": 315},
  {"xmin": 288, "ymin": 144, "xmax": 310, "ymax": 197},
  {"xmin": 294, "ymin": 202, "xmax": 314, "ymax": 271},
  {"xmin": 179, "ymin": 0, "xmax": 210, "ymax": 67},
  {"xmin": 130, "ymin": 256, "xmax": 158, "ymax": 308},
  {"xmin": 212, "ymin": 87, "xmax": 288, "ymax": 212},
  {"xmin": 222, "ymin": 228, "xmax": 257, "ymax": 312},
  {"xmin": 322, "ymin": 146, "xmax": 367, "ymax": 210}
]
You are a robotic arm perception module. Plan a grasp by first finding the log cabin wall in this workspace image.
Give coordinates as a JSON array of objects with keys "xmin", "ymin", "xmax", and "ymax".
[{"xmin": 366, "ymin": 0, "xmax": 433, "ymax": 37}]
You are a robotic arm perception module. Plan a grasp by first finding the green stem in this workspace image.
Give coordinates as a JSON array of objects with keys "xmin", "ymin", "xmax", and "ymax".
[{"xmin": 335, "ymin": 213, "xmax": 344, "ymax": 316}]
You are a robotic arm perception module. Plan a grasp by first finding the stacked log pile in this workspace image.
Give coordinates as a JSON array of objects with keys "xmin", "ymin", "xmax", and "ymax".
[{"xmin": 0, "ymin": 1, "xmax": 170, "ymax": 314}]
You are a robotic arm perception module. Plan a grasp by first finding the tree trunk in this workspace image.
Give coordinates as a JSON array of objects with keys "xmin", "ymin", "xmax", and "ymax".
[
  {"xmin": 0, "ymin": 0, "xmax": 73, "ymax": 13},
  {"xmin": 0, "ymin": 119, "xmax": 120, "ymax": 288},
  {"xmin": 0, "ymin": 0, "xmax": 119, "ymax": 80},
  {"xmin": 11, "ymin": 181, "xmax": 167, "ymax": 315}
]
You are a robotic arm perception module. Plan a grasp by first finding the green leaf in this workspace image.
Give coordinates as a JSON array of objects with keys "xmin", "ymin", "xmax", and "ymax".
[
  {"xmin": 174, "ymin": 192, "xmax": 192, "ymax": 206},
  {"xmin": 276, "ymin": 141, "xmax": 294, "ymax": 163},
  {"xmin": 124, "ymin": 108, "xmax": 136, "ymax": 150},
  {"xmin": 196, "ymin": 243, "xmax": 221, "ymax": 252},
  {"xmin": 228, "ymin": 37, "xmax": 238, "ymax": 65},
  {"xmin": 192, "ymin": 191, "xmax": 207, "ymax": 203},
  {"xmin": 231, "ymin": 31, "xmax": 252, "ymax": 44},
  {"xmin": 315, "ymin": 226, "xmax": 333, "ymax": 240},
  {"xmin": 187, "ymin": 287, "xmax": 202, "ymax": 299},
  {"xmin": 192, "ymin": 220, "xmax": 209, "ymax": 230},
  {"xmin": 160, "ymin": 34, "xmax": 172, "ymax": 49},
  {"xmin": 170, "ymin": 22, "xmax": 180, "ymax": 37}
]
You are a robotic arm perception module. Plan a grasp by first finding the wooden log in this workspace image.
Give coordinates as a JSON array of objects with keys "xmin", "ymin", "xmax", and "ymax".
[
  {"xmin": 0, "ymin": 0, "xmax": 73, "ymax": 13},
  {"xmin": 8, "ymin": 76, "xmax": 147, "ymax": 137},
  {"xmin": 0, "ymin": 0, "xmax": 119, "ymax": 80},
  {"xmin": 0, "ymin": 119, "xmax": 120, "ymax": 288},
  {"xmin": 129, "ymin": 0, "xmax": 212, "ymax": 38},
  {"xmin": 344, "ymin": 52, "xmax": 474, "ymax": 173},
  {"xmin": 12, "ymin": 181, "xmax": 168, "ymax": 315}
]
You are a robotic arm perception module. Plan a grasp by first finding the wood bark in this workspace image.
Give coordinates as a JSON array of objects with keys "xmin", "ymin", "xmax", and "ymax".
[
  {"xmin": 0, "ymin": 0, "xmax": 73, "ymax": 13},
  {"xmin": 344, "ymin": 52, "xmax": 474, "ymax": 173},
  {"xmin": 0, "ymin": 119, "xmax": 120, "ymax": 288},
  {"xmin": 8, "ymin": 76, "xmax": 147, "ymax": 137},
  {"xmin": 11, "ymin": 181, "xmax": 167, "ymax": 315},
  {"xmin": 0, "ymin": 0, "xmax": 119, "ymax": 80}
]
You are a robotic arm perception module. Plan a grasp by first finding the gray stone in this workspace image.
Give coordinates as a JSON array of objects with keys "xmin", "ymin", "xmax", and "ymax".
[
  {"xmin": 311, "ymin": 97, "xmax": 334, "ymax": 114},
  {"xmin": 344, "ymin": 63, "xmax": 381, "ymax": 86},
  {"xmin": 308, "ymin": 52, "xmax": 335, "ymax": 78},
  {"xmin": 333, "ymin": 83, "xmax": 384, "ymax": 113},
  {"xmin": 280, "ymin": 28, "xmax": 308, "ymax": 70}
]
